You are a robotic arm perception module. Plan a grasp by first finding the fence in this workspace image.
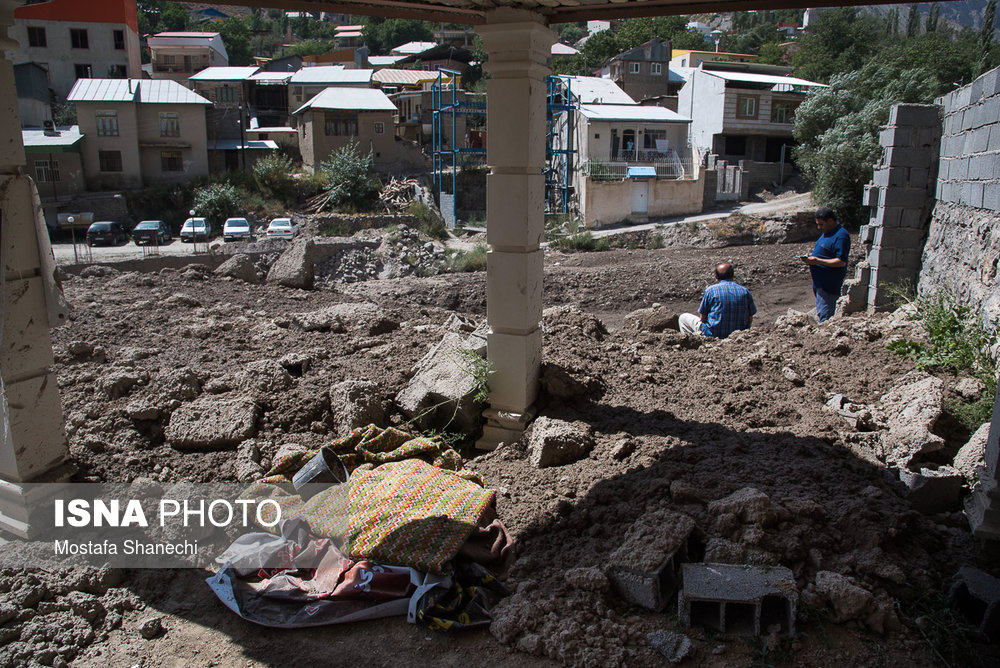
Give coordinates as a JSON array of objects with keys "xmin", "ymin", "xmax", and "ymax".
[{"xmin": 583, "ymin": 159, "xmax": 695, "ymax": 182}]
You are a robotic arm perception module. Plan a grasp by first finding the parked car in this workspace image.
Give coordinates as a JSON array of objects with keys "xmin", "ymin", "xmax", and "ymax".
[
  {"xmin": 265, "ymin": 218, "xmax": 299, "ymax": 239},
  {"xmin": 85, "ymin": 221, "xmax": 128, "ymax": 247},
  {"xmin": 223, "ymin": 217, "xmax": 253, "ymax": 242},
  {"xmin": 132, "ymin": 220, "xmax": 172, "ymax": 245},
  {"xmin": 180, "ymin": 218, "xmax": 210, "ymax": 242}
]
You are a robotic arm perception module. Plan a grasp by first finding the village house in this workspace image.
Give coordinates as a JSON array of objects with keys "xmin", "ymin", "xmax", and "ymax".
[
  {"xmin": 8, "ymin": 0, "xmax": 141, "ymax": 98},
  {"xmin": 391, "ymin": 44, "xmax": 476, "ymax": 78},
  {"xmin": 595, "ymin": 37, "xmax": 683, "ymax": 102},
  {"xmin": 68, "ymin": 78, "xmax": 210, "ymax": 190},
  {"xmin": 147, "ymin": 32, "xmax": 229, "ymax": 83},
  {"xmin": 22, "ymin": 125, "xmax": 85, "ymax": 227},
  {"xmin": 670, "ymin": 49, "xmax": 758, "ymax": 69},
  {"xmin": 293, "ymin": 87, "xmax": 399, "ymax": 171},
  {"xmin": 288, "ymin": 66, "xmax": 374, "ymax": 110}
]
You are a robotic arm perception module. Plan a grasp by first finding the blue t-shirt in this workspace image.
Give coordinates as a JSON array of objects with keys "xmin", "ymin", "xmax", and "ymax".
[
  {"xmin": 698, "ymin": 280, "xmax": 756, "ymax": 339},
  {"xmin": 810, "ymin": 225, "xmax": 851, "ymax": 294}
]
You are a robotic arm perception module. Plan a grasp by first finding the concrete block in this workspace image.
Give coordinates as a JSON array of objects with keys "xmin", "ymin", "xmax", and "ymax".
[
  {"xmin": 882, "ymin": 187, "xmax": 929, "ymax": 208},
  {"xmin": 988, "ymin": 126, "xmax": 1000, "ymax": 152},
  {"xmin": 898, "ymin": 466, "xmax": 964, "ymax": 513},
  {"xmin": 953, "ymin": 157, "xmax": 970, "ymax": 181},
  {"xmin": 486, "ymin": 173, "xmax": 545, "ymax": 249},
  {"xmin": 983, "ymin": 96, "xmax": 1000, "ymax": 124},
  {"xmin": 911, "ymin": 126, "xmax": 940, "ymax": 149},
  {"xmin": 890, "ymin": 104, "xmax": 940, "ymax": 127},
  {"xmin": 867, "ymin": 247, "xmax": 882, "ymax": 267},
  {"xmin": 871, "ymin": 168, "xmax": 889, "ymax": 188},
  {"xmin": 984, "ymin": 182, "xmax": 1000, "ymax": 211},
  {"xmin": 971, "ymin": 78, "xmax": 986, "ymax": 105},
  {"xmin": 982, "ymin": 68, "xmax": 1000, "ymax": 98},
  {"xmin": 607, "ymin": 510, "xmax": 701, "ymax": 610},
  {"xmin": 0, "ymin": 372, "xmax": 67, "ymax": 482},
  {"xmin": 944, "ymin": 112, "xmax": 961, "ymax": 136},
  {"xmin": 899, "ymin": 207, "xmax": 927, "ymax": 230},
  {"xmin": 908, "ymin": 166, "xmax": 930, "ymax": 188},
  {"xmin": 970, "ymin": 181, "xmax": 986, "ymax": 208},
  {"xmin": 946, "ymin": 133, "xmax": 967, "ymax": 158},
  {"xmin": 963, "ymin": 108, "xmax": 977, "ymax": 131},
  {"xmin": 949, "ymin": 566, "xmax": 1000, "ymax": 642},
  {"xmin": 0, "ymin": 277, "xmax": 55, "ymax": 383},
  {"xmin": 861, "ymin": 184, "xmax": 879, "ymax": 207},
  {"xmin": 884, "ymin": 147, "xmax": 934, "ymax": 168},
  {"xmin": 486, "ymin": 329, "xmax": 541, "ymax": 412},
  {"xmin": 859, "ymin": 225, "xmax": 875, "ymax": 244},
  {"xmin": 935, "ymin": 180, "xmax": 943, "ymax": 200},
  {"xmin": 879, "ymin": 126, "xmax": 910, "ymax": 146},
  {"xmin": 679, "ymin": 563, "xmax": 797, "ymax": 637},
  {"xmin": 893, "ymin": 248, "xmax": 925, "ymax": 270},
  {"xmin": 872, "ymin": 206, "xmax": 902, "ymax": 228},
  {"xmin": 971, "ymin": 126, "xmax": 992, "ymax": 153},
  {"xmin": 486, "ymin": 249, "xmax": 543, "ymax": 332}
]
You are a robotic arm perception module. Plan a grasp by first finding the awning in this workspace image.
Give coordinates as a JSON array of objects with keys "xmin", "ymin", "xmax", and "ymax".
[
  {"xmin": 208, "ymin": 139, "xmax": 280, "ymax": 150},
  {"xmin": 627, "ymin": 167, "xmax": 656, "ymax": 178}
]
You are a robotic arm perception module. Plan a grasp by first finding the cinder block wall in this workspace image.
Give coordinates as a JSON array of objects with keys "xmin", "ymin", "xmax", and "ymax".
[{"xmin": 919, "ymin": 68, "xmax": 1000, "ymax": 328}]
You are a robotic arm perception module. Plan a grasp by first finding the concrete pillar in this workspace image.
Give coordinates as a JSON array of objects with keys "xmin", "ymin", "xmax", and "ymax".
[
  {"xmin": 474, "ymin": 10, "xmax": 555, "ymax": 450},
  {"xmin": 967, "ymin": 384, "xmax": 1000, "ymax": 542},
  {"xmin": 0, "ymin": 0, "xmax": 72, "ymax": 537}
]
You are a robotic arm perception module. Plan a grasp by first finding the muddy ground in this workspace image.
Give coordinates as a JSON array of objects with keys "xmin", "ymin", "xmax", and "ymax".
[{"xmin": 2, "ymin": 232, "xmax": 997, "ymax": 667}]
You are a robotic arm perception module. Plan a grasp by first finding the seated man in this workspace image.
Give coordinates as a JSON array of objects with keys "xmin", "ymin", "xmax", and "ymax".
[{"xmin": 679, "ymin": 263, "xmax": 756, "ymax": 339}]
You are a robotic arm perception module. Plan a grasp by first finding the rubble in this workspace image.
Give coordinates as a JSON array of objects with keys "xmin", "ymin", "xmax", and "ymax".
[
  {"xmin": 526, "ymin": 417, "xmax": 595, "ymax": 468},
  {"xmin": 395, "ymin": 332, "xmax": 485, "ymax": 432},
  {"xmin": 877, "ymin": 372, "xmax": 946, "ymax": 467},
  {"xmin": 606, "ymin": 510, "xmax": 698, "ymax": 610},
  {"xmin": 949, "ymin": 566, "xmax": 1000, "ymax": 642},
  {"xmin": 954, "ymin": 423, "xmax": 990, "ymax": 483},
  {"xmin": 646, "ymin": 630, "xmax": 693, "ymax": 663},
  {"xmin": 619, "ymin": 305, "xmax": 680, "ymax": 333},
  {"xmin": 678, "ymin": 563, "xmax": 797, "ymax": 636},
  {"xmin": 214, "ymin": 254, "xmax": 260, "ymax": 284},
  {"xmin": 267, "ymin": 237, "xmax": 315, "ymax": 289},
  {"xmin": 165, "ymin": 396, "xmax": 261, "ymax": 450},
  {"xmin": 290, "ymin": 302, "xmax": 397, "ymax": 335},
  {"xmin": 898, "ymin": 466, "xmax": 964, "ymax": 514},
  {"xmin": 329, "ymin": 380, "xmax": 386, "ymax": 434}
]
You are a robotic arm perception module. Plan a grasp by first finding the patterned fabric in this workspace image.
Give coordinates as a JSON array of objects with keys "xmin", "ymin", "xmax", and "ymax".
[
  {"xmin": 242, "ymin": 425, "xmax": 493, "ymax": 574},
  {"xmin": 698, "ymin": 280, "xmax": 757, "ymax": 339}
]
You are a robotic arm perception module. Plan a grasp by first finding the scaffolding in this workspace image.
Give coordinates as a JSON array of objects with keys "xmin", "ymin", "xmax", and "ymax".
[
  {"xmin": 545, "ymin": 76, "xmax": 580, "ymax": 214},
  {"xmin": 431, "ymin": 68, "xmax": 486, "ymax": 228}
]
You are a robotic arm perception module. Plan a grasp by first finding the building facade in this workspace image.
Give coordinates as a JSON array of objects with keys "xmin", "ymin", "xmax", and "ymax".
[
  {"xmin": 294, "ymin": 87, "xmax": 400, "ymax": 170},
  {"xmin": 148, "ymin": 32, "xmax": 229, "ymax": 83}
]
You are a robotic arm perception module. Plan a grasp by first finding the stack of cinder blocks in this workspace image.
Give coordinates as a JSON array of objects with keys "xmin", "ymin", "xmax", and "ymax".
[
  {"xmin": 678, "ymin": 563, "xmax": 798, "ymax": 637},
  {"xmin": 841, "ymin": 103, "xmax": 942, "ymax": 314}
]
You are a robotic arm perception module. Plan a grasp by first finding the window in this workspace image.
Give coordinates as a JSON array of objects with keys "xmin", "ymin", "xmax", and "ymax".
[
  {"xmin": 681, "ymin": 58, "xmax": 687, "ymax": 66},
  {"xmin": 108, "ymin": 64, "xmax": 126, "ymax": 78},
  {"xmin": 643, "ymin": 129, "xmax": 667, "ymax": 150},
  {"xmin": 34, "ymin": 159, "xmax": 59, "ymax": 182},
  {"xmin": 162, "ymin": 54, "xmax": 176, "ymax": 65},
  {"xmin": 96, "ymin": 110, "xmax": 118, "ymax": 136},
  {"xmin": 159, "ymin": 112, "xmax": 180, "ymax": 137},
  {"xmin": 771, "ymin": 101, "xmax": 796, "ymax": 124},
  {"xmin": 374, "ymin": 122, "xmax": 384, "ymax": 134},
  {"xmin": 27, "ymin": 26, "xmax": 45, "ymax": 47},
  {"xmin": 113, "ymin": 29, "xmax": 125, "ymax": 50},
  {"xmin": 324, "ymin": 113, "xmax": 358, "ymax": 137},
  {"xmin": 736, "ymin": 96, "xmax": 758, "ymax": 119},
  {"xmin": 160, "ymin": 151, "xmax": 183, "ymax": 172},
  {"xmin": 74, "ymin": 64, "xmax": 93, "ymax": 79},
  {"xmin": 98, "ymin": 150, "xmax": 122, "ymax": 172},
  {"xmin": 629, "ymin": 62, "xmax": 640, "ymax": 74},
  {"xmin": 70, "ymin": 28, "xmax": 88, "ymax": 49},
  {"xmin": 216, "ymin": 86, "xmax": 238, "ymax": 104},
  {"xmin": 651, "ymin": 63, "xmax": 663, "ymax": 75}
]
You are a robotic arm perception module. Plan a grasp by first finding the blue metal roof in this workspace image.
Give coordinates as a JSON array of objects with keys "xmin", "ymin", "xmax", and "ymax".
[{"xmin": 628, "ymin": 167, "xmax": 656, "ymax": 178}]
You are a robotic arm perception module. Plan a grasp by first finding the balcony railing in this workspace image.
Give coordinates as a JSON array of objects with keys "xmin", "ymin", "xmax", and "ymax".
[{"xmin": 583, "ymin": 148, "xmax": 692, "ymax": 181}]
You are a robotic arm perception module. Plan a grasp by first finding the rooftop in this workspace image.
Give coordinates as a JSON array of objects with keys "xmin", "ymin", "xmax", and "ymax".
[
  {"xmin": 391, "ymin": 41, "xmax": 439, "ymax": 55},
  {"xmin": 289, "ymin": 66, "xmax": 374, "ymax": 85},
  {"xmin": 558, "ymin": 76, "xmax": 635, "ymax": 104},
  {"xmin": 189, "ymin": 66, "xmax": 260, "ymax": 82},
  {"xmin": 373, "ymin": 69, "xmax": 447, "ymax": 86},
  {"xmin": 579, "ymin": 103, "xmax": 690, "ymax": 122},
  {"xmin": 294, "ymin": 87, "xmax": 398, "ymax": 113},
  {"xmin": 698, "ymin": 69, "xmax": 826, "ymax": 89},
  {"xmin": 22, "ymin": 125, "xmax": 83, "ymax": 152},
  {"xmin": 67, "ymin": 79, "xmax": 211, "ymax": 105}
]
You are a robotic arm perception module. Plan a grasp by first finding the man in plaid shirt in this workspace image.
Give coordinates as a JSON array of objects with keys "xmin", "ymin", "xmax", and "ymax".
[{"xmin": 679, "ymin": 263, "xmax": 756, "ymax": 339}]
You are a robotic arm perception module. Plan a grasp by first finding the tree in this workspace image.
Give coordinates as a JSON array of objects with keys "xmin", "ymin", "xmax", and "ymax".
[
  {"xmin": 793, "ymin": 61, "xmax": 937, "ymax": 224},
  {"xmin": 555, "ymin": 23, "xmax": 585, "ymax": 45},
  {"xmin": 979, "ymin": 0, "xmax": 997, "ymax": 75},
  {"xmin": 160, "ymin": 2, "xmax": 188, "ymax": 32},
  {"xmin": 361, "ymin": 18, "xmax": 433, "ymax": 55},
  {"xmin": 907, "ymin": 4, "xmax": 921, "ymax": 38},
  {"xmin": 580, "ymin": 30, "xmax": 620, "ymax": 69},
  {"xmin": 925, "ymin": 3, "xmax": 941, "ymax": 33},
  {"xmin": 319, "ymin": 141, "xmax": 381, "ymax": 211},
  {"xmin": 284, "ymin": 39, "xmax": 335, "ymax": 58},
  {"xmin": 217, "ymin": 17, "xmax": 252, "ymax": 66},
  {"xmin": 792, "ymin": 8, "xmax": 883, "ymax": 83}
]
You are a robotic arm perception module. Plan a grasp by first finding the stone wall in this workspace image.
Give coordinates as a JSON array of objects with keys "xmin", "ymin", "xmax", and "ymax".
[{"xmin": 918, "ymin": 68, "xmax": 1000, "ymax": 328}]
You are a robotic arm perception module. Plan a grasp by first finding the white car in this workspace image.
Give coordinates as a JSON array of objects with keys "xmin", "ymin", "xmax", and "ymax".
[
  {"xmin": 266, "ymin": 218, "xmax": 299, "ymax": 239},
  {"xmin": 223, "ymin": 217, "xmax": 253, "ymax": 242},
  {"xmin": 180, "ymin": 217, "xmax": 210, "ymax": 242}
]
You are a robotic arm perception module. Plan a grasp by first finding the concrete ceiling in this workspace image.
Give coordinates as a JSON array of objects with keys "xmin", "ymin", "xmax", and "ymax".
[{"xmin": 218, "ymin": 0, "xmax": 913, "ymax": 26}]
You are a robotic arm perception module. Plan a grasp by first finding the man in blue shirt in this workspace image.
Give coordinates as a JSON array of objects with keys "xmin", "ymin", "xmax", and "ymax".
[
  {"xmin": 679, "ymin": 263, "xmax": 756, "ymax": 339},
  {"xmin": 802, "ymin": 208, "xmax": 851, "ymax": 323}
]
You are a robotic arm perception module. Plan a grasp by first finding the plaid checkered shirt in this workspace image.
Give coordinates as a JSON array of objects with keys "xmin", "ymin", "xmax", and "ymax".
[{"xmin": 698, "ymin": 280, "xmax": 756, "ymax": 339}]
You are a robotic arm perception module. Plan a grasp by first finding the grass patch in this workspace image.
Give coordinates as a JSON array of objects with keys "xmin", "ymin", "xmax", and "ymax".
[
  {"xmin": 706, "ymin": 213, "xmax": 765, "ymax": 239},
  {"xmin": 407, "ymin": 201, "xmax": 448, "ymax": 240},
  {"xmin": 551, "ymin": 231, "xmax": 610, "ymax": 252},
  {"xmin": 446, "ymin": 244, "xmax": 488, "ymax": 273}
]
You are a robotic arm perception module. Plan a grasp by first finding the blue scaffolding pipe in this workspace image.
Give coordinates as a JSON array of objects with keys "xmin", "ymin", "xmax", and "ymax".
[
  {"xmin": 431, "ymin": 68, "xmax": 483, "ymax": 228},
  {"xmin": 545, "ymin": 76, "xmax": 579, "ymax": 215}
]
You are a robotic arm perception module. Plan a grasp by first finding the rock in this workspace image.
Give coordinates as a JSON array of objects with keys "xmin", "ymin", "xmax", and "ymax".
[
  {"xmin": 620, "ymin": 306, "xmax": 680, "ymax": 333},
  {"xmin": 774, "ymin": 309, "xmax": 811, "ymax": 328},
  {"xmin": 125, "ymin": 400, "xmax": 160, "ymax": 422},
  {"xmin": 157, "ymin": 367, "xmax": 201, "ymax": 401},
  {"xmin": 166, "ymin": 396, "xmax": 261, "ymax": 450},
  {"xmin": 954, "ymin": 377, "xmax": 987, "ymax": 400},
  {"xmin": 274, "ymin": 442, "xmax": 308, "ymax": 462},
  {"xmin": 67, "ymin": 341, "xmax": 96, "ymax": 360},
  {"xmin": 542, "ymin": 305, "xmax": 608, "ymax": 340},
  {"xmin": 954, "ymin": 423, "xmax": 990, "ymax": 483},
  {"xmin": 330, "ymin": 380, "xmax": 385, "ymax": 435},
  {"xmin": 647, "ymin": 630, "xmax": 693, "ymax": 663},
  {"xmin": 609, "ymin": 439, "xmax": 635, "ymax": 461},
  {"xmin": 781, "ymin": 366, "xmax": 804, "ymax": 386},
  {"xmin": 527, "ymin": 417, "xmax": 595, "ymax": 468},
  {"xmin": 707, "ymin": 487, "xmax": 776, "ymax": 526},
  {"xmin": 540, "ymin": 363, "xmax": 604, "ymax": 400},
  {"xmin": 395, "ymin": 332, "xmax": 485, "ymax": 433},
  {"xmin": 812, "ymin": 571, "xmax": 873, "ymax": 623},
  {"xmin": 670, "ymin": 480, "xmax": 708, "ymax": 504},
  {"xmin": 564, "ymin": 567, "xmax": 609, "ymax": 593},
  {"xmin": 240, "ymin": 359, "xmax": 294, "ymax": 396},
  {"xmin": 138, "ymin": 616, "xmax": 164, "ymax": 640},
  {"xmin": 96, "ymin": 371, "xmax": 139, "ymax": 399},
  {"xmin": 291, "ymin": 302, "xmax": 397, "ymax": 335},
  {"xmin": 278, "ymin": 353, "xmax": 311, "ymax": 376},
  {"xmin": 234, "ymin": 440, "xmax": 264, "ymax": 482},
  {"xmin": 214, "ymin": 254, "xmax": 259, "ymax": 284},
  {"xmin": 898, "ymin": 466, "xmax": 964, "ymax": 514},
  {"xmin": 267, "ymin": 237, "xmax": 315, "ymax": 289},
  {"xmin": 80, "ymin": 265, "xmax": 120, "ymax": 278},
  {"xmin": 877, "ymin": 372, "xmax": 945, "ymax": 467},
  {"xmin": 164, "ymin": 293, "xmax": 201, "ymax": 308}
]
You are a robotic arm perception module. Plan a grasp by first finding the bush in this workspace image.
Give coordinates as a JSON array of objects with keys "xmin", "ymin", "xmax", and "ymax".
[
  {"xmin": 407, "ymin": 201, "xmax": 448, "ymax": 240},
  {"xmin": 192, "ymin": 182, "xmax": 243, "ymax": 229},
  {"xmin": 446, "ymin": 244, "xmax": 488, "ymax": 273},
  {"xmin": 551, "ymin": 231, "xmax": 610, "ymax": 252},
  {"xmin": 253, "ymin": 153, "xmax": 295, "ymax": 201},
  {"xmin": 318, "ymin": 141, "xmax": 382, "ymax": 212}
]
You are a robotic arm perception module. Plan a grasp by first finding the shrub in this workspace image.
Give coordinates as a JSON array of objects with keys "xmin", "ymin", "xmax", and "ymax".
[
  {"xmin": 318, "ymin": 141, "xmax": 382, "ymax": 212},
  {"xmin": 551, "ymin": 231, "xmax": 610, "ymax": 252},
  {"xmin": 407, "ymin": 201, "xmax": 448, "ymax": 240},
  {"xmin": 446, "ymin": 244, "xmax": 488, "ymax": 273},
  {"xmin": 252, "ymin": 153, "xmax": 295, "ymax": 201},
  {"xmin": 192, "ymin": 182, "xmax": 243, "ymax": 229}
]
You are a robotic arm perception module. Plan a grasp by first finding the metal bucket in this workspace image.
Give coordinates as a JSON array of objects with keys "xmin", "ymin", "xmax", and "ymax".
[{"xmin": 291, "ymin": 447, "xmax": 349, "ymax": 501}]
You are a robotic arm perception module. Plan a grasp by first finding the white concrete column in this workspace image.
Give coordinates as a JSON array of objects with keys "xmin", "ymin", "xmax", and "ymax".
[
  {"xmin": 967, "ymin": 384, "xmax": 1000, "ymax": 542},
  {"xmin": 0, "ymin": 0, "xmax": 72, "ymax": 537},
  {"xmin": 474, "ymin": 11, "xmax": 555, "ymax": 450}
]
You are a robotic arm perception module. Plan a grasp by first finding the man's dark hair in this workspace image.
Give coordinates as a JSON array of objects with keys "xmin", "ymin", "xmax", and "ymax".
[
  {"xmin": 815, "ymin": 207, "xmax": 836, "ymax": 221},
  {"xmin": 715, "ymin": 263, "xmax": 734, "ymax": 281}
]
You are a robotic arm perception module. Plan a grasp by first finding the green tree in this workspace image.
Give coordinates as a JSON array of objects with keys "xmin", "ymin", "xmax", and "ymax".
[
  {"xmin": 792, "ymin": 8, "xmax": 883, "ymax": 83},
  {"xmin": 192, "ymin": 183, "xmax": 242, "ymax": 230},
  {"xmin": 925, "ymin": 3, "xmax": 941, "ymax": 32},
  {"xmin": 793, "ymin": 61, "xmax": 937, "ymax": 224},
  {"xmin": 615, "ymin": 16, "xmax": 688, "ymax": 50},
  {"xmin": 979, "ymin": 0, "xmax": 997, "ymax": 75},
  {"xmin": 160, "ymin": 2, "xmax": 188, "ymax": 32},
  {"xmin": 580, "ymin": 30, "xmax": 621, "ymax": 69},
  {"xmin": 907, "ymin": 4, "xmax": 921, "ymax": 37},
  {"xmin": 284, "ymin": 39, "xmax": 335, "ymax": 58},
  {"xmin": 555, "ymin": 23, "xmax": 585, "ymax": 45},
  {"xmin": 217, "ymin": 17, "xmax": 252, "ymax": 66},
  {"xmin": 362, "ymin": 18, "xmax": 433, "ymax": 55},
  {"xmin": 757, "ymin": 41, "xmax": 787, "ymax": 65},
  {"xmin": 319, "ymin": 141, "xmax": 382, "ymax": 211}
]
